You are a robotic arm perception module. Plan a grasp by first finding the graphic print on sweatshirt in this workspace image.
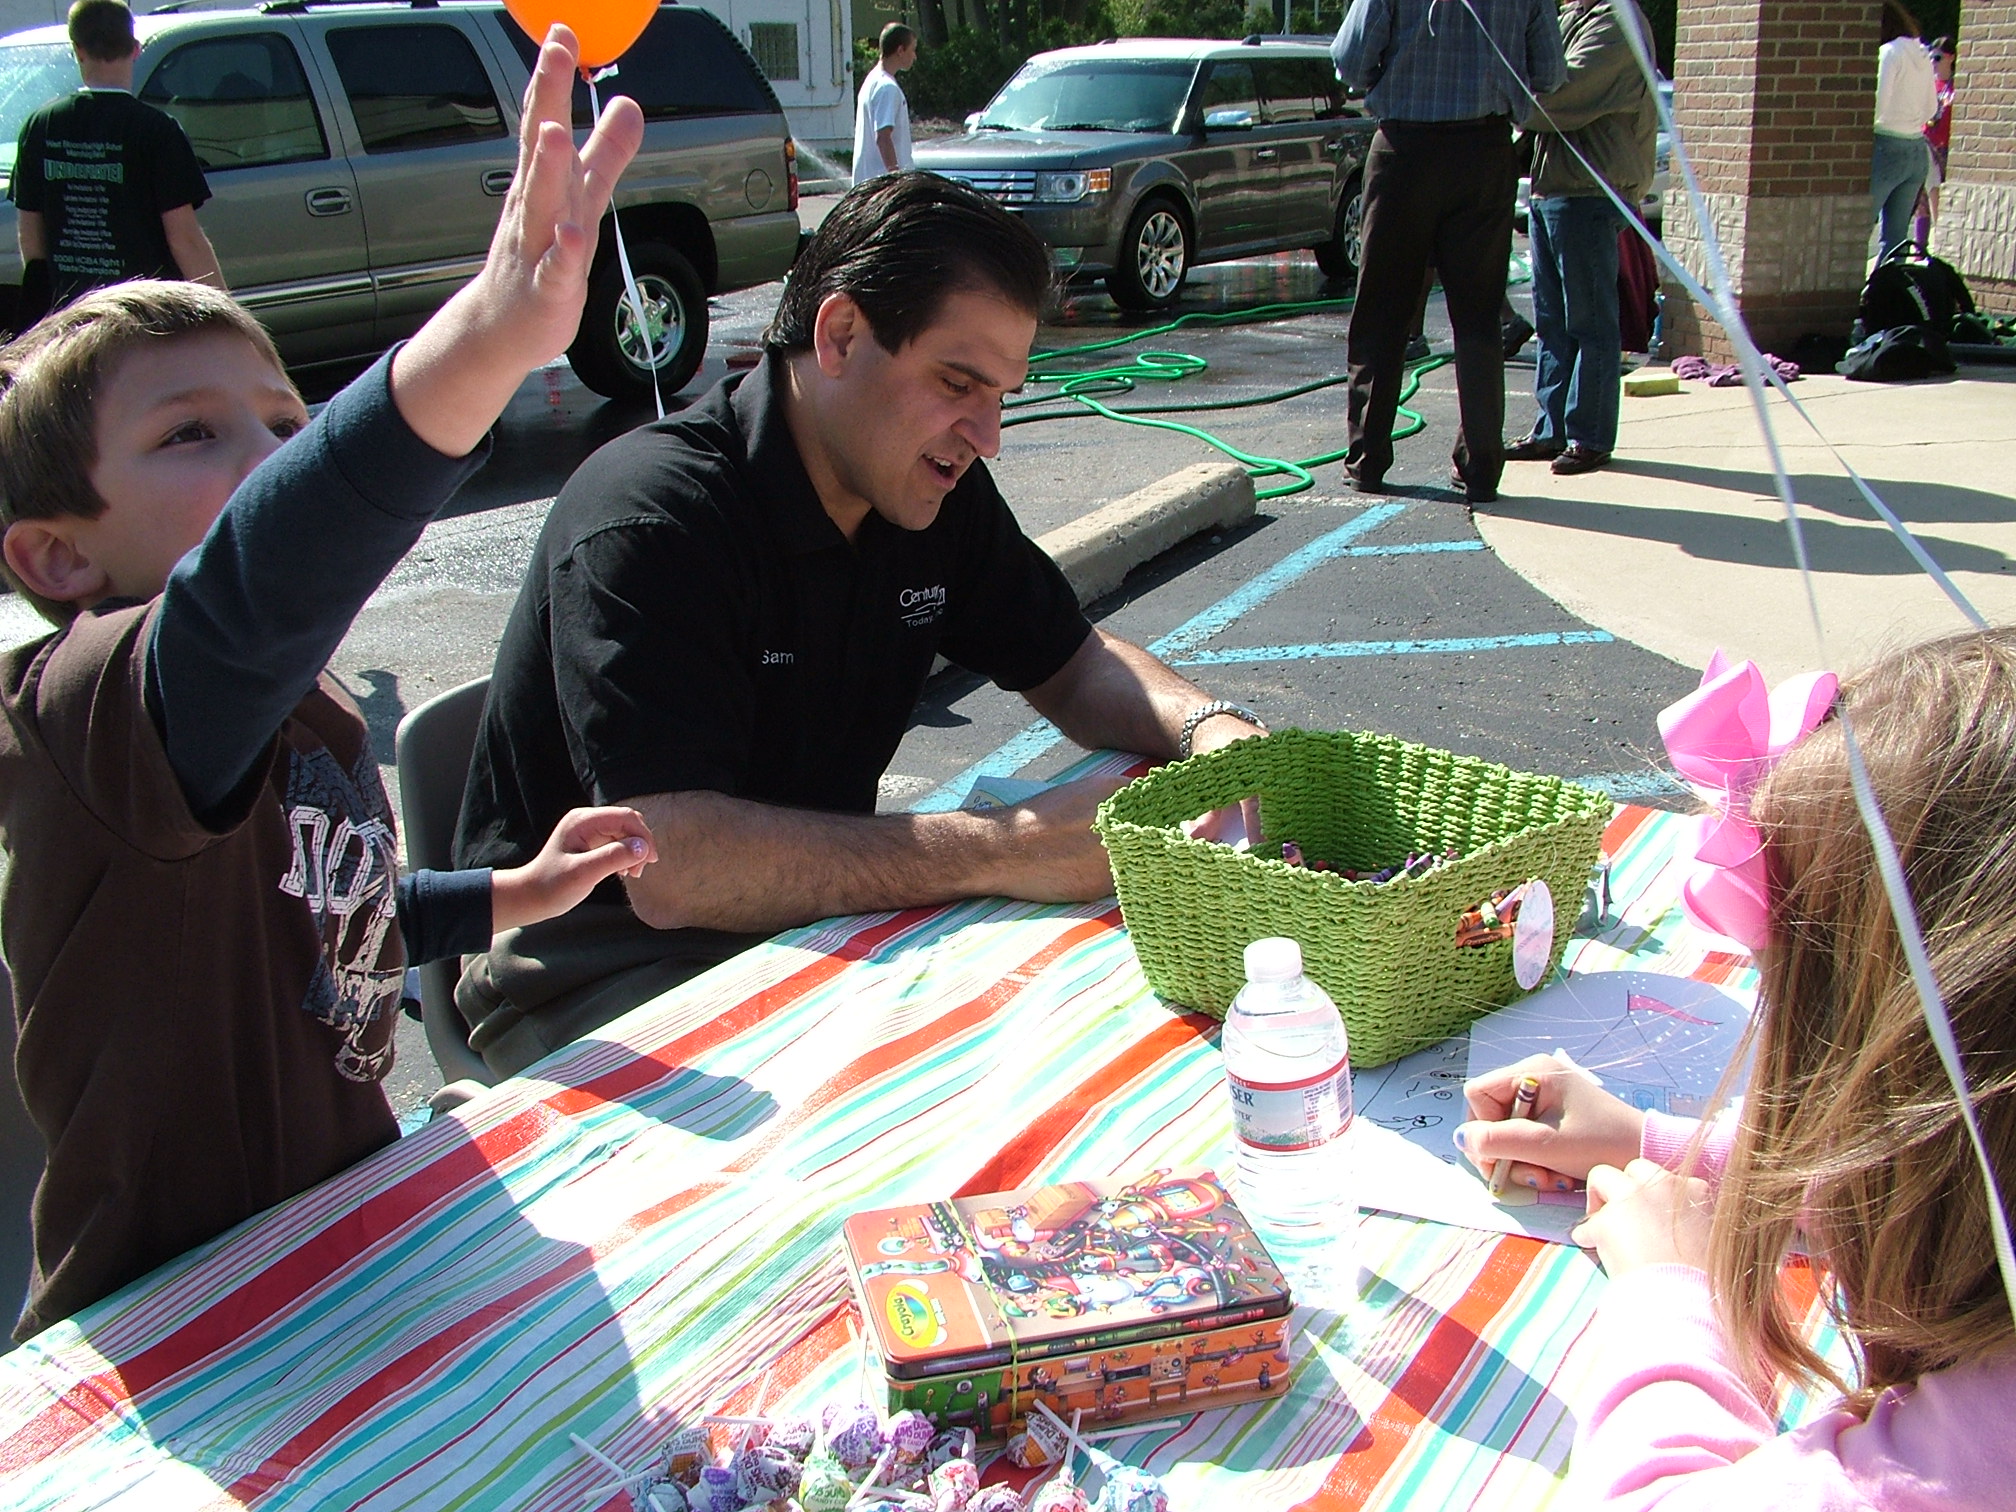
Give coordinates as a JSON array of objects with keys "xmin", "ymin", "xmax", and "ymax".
[{"xmin": 277, "ymin": 744, "xmax": 403, "ymax": 1082}]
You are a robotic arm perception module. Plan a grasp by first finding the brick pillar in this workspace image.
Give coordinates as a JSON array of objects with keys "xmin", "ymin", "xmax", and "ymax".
[
  {"xmin": 1660, "ymin": 1, "xmax": 1876, "ymax": 362},
  {"xmin": 1940, "ymin": 5, "xmax": 2016, "ymax": 313}
]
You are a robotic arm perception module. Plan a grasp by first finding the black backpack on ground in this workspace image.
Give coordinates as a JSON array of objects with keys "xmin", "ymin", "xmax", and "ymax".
[
  {"xmin": 1845, "ymin": 242, "xmax": 1975, "ymax": 380},
  {"xmin": 1854, "ymin": 242, "xmax": 1975, "ymax": 344},
  {"xmin": 1840, "ymin": 324, "xmax": 1957, "ymax": 382}
]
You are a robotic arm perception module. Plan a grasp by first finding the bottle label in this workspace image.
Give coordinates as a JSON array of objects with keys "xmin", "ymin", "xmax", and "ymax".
[{"xmin": 1227, "ymin": 1054, "xmax": 1353, "ymax": 1153}]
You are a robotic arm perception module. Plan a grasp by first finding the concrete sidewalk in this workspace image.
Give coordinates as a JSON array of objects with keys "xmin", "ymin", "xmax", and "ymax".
[{"xmin": 1473, "ymin": 364, "xmax": 2016, "ymax": 684}]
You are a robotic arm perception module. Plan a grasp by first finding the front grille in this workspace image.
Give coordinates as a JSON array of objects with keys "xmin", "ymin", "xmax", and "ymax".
[{"xmin": 939, "ymin": 169, "xmax": 1037, "ymax": 205}]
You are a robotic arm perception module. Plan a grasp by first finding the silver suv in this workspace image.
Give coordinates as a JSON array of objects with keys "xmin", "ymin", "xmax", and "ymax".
[
  {"xmin": 915, "ymin": 37, "xmax": 1374, "ymax": 311},
  {"xmin": 0, "ymin": 1, "xmax": 801, "ymax": 398}
]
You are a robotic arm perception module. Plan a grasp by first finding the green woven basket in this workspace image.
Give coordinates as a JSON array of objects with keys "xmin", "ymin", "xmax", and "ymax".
[{"xmin": 1094, "ymin": 728, "xmax": 1612, "ymax": 1067}]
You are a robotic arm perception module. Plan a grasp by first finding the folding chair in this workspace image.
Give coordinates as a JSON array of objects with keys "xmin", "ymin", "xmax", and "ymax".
[{"xmin": 393, "ymin": 677, "xmax": 494, "ymax": 1089}]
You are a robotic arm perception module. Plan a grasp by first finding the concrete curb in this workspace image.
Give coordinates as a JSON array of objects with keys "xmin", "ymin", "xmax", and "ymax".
[{"xmin": 1037, "ymin": 461, "xmax": 1257, "ymax": 607}]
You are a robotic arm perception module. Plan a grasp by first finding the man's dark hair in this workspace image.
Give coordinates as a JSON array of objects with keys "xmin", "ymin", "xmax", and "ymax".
[
  {"xmin": 879, "ymin": 22, "xmax": 916, "ymax": 58},
  {"xmin": 764, "ymin": 172, "xmax": 1052, "ymax": 355},
  {"xmin": 68, "ymin": 0, "xmax": 135, "ymax": 64}
]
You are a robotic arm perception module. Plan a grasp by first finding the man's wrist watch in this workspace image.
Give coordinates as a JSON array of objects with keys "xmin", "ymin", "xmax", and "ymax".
[{"xmin": 1178, "ymin": 700, "xmax": 1266, "ymax": 760}]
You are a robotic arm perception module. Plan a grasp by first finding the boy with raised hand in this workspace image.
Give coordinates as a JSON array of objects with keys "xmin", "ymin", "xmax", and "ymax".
[{"xmin": 0, "ymin": 27, "xmax": 648, "ymax": 1343}]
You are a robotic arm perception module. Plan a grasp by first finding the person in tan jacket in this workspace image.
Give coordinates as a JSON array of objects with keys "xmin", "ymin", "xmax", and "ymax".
[{"xmin": 1503, "ymin": 0, "xmax": 1657, "ymax": 477}]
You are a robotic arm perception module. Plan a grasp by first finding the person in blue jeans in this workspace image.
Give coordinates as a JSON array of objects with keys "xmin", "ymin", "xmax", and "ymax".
[
  {"xmin": 1505, "ymin": 0, "xmax": 1656, "ymax": 478},
  {"xmin": 1870, "ymin": 1, "xmax": 1936, "ymax": 260}
]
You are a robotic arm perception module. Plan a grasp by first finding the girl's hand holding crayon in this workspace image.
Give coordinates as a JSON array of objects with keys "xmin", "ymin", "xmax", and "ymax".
[
  {"xmin": 1571, "ymin": 1159, "xmax": 1715, "ymax": 1276},
  {"xmin": 1454, "ymin": 1053, "xmax": 1647, "ymax": 1195}
]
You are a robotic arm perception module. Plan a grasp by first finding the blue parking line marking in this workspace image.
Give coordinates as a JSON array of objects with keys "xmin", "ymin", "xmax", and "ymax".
[
  {"xmin": 1174, "ymin": 629, "xmax": 1616, "ymax": 667},
  {"xmin": 1576, "ymin": 769, "xmax": 1690, "ymax": 802},
  {"xmin": 912, "ymin": 504, "xmax": 1412, "ymax": 811},
  {"xmin": 1148, "ymin": 503, "xmax": 1407, "ymax": 660}
]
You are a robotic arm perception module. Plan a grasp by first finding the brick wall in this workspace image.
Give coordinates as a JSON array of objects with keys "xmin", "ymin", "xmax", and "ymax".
[
  {"xmin": 1941, "ymin": 6, "xmax": 2016, "ymax": 310},
  {"xmin": 1661, "ymin": 0, "xmax": 1879, "ymax": 361}
]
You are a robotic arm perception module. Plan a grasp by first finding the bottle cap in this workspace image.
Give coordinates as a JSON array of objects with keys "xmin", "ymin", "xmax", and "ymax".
[{"xmin": 1243, "ymin": 936, "xmax": 1303, "ymax": 983}]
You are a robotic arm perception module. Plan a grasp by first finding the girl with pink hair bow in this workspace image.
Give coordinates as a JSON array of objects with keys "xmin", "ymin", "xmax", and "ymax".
[{"xmin": 1455, "ymin": 629, "xmax": 2016, "ymax": 1510}]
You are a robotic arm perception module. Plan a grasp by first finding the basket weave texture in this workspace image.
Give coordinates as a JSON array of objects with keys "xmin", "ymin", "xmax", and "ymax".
[{"xmin": 1094, "ymin": 728, "xmax": 1612, "ymax": 1067}]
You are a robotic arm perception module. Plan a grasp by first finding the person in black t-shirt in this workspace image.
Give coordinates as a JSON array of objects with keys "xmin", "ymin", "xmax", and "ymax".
[
  {"xmin": 10, "ymin": 0, "xmax": 224, "ymax": 317},
  {"xmin": 454, "ymin": 172, "xmax": 1271, "ymax": 1078}
]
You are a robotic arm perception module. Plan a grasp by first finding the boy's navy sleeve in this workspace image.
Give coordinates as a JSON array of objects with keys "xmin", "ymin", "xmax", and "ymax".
[
  {"xmin": 144, "ymin": 348, "xmax": 488, "ymax": 821},
  {"xmin": 395, "ymin": 868, "xmax": 495, "ymax": 964}
]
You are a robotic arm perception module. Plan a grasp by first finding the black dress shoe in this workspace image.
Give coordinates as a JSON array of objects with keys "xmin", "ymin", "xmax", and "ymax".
[
  {"xmin": 1450, "ymin": 466, "xmax": 1498, "ymax": 505},
  {"xmin": 1551, "ymin": 444, "xmax": 1612, "ymax": 476},
  {"xmin": 1504, "ymin": 433, "xmax": 1565, "ymax": 462},
  {"xmin": 1501, "ymin": 313, "xmax": 1536, "ymax": 358},
  {"xmin": 1347, "ymin": 467, "xmax": 1392, "ymax": 494}
]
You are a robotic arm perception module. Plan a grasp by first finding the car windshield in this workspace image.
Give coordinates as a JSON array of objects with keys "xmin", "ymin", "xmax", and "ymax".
[
  {"xmin": 977, "ymin": 58, "xmax": 1195, "ymax": 134},
  {"xmin": 0, "ymin": 41, "xmax": 78, "ymax": 185}
]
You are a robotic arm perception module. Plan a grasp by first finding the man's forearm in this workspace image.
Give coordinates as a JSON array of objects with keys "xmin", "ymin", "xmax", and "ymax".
[
  {"xmin": 624, "ymin": 788, "xmax": 1106, "ymax": 932},
  {"xmin": 1024, "ymin": 629, "xmax": 1259, "ymax": 762},
  {"xmin": 877, "ymin": 124, "xmax": 899, "ymax": 171}
]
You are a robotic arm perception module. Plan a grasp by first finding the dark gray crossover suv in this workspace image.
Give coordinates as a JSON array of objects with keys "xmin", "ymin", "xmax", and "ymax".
[
  {"xmin": 0, "ymin": 2, "xmax": 800, "ymax": 398},
  {"xmin": 914, "ymin": 37, "xmax": 1373, "ymax": 310}
]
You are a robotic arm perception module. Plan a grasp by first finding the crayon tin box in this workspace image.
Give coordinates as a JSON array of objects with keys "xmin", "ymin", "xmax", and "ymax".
[{"xmin": 841, "ymin": 1169, "xmax": 1293, "ymax": 1436}]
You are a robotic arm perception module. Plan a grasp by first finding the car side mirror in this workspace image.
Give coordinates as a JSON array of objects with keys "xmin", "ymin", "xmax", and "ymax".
[
  {"xmin": 1203, "ymin": 107, "xmax": 1255, "ymax": 130},
  {"xmin": 965, "ymin": 111, "xmax": 982, "ymax": 131}
]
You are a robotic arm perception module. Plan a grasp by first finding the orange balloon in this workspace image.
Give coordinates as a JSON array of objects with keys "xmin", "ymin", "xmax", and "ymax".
[{"xmin": 504, "ymin": 0, "xmax": 657, "ymax": 71}]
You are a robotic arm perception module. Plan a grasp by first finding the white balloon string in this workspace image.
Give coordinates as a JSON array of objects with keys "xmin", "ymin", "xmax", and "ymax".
[
  {"xmin": 1443, "ymin": 0, "xmax": 2016, "ymax": 1329},
  {"xmin": 588, "ymin": 73, "xmax": 664, "ymax": 420}
]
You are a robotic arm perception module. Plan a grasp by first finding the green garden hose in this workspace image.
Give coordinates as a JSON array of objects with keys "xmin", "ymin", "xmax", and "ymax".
[{"xmin": 1009, "ymin": 255, "xmax": 1535, "ymax": 501}]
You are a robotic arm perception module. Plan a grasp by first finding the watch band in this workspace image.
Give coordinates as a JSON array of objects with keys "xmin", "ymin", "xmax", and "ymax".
[{"xmin": 1178, "ymin": 700, "xmax": 1265, "ymax": 760}]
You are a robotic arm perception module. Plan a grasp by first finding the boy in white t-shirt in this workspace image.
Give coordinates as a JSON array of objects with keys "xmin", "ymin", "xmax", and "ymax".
[{"xmin": 852, "ymin": 23, "xmax": 917, "ymax": 185}]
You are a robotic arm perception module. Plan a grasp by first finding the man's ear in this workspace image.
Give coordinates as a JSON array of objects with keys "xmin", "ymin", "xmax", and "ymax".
[
  {"xmin": 3, "ymin": 519, "xmax": 107, "ymax": 609},
  {"xmin": 811, "ymin": 292, "xmax": 867, "ymax": 378}
]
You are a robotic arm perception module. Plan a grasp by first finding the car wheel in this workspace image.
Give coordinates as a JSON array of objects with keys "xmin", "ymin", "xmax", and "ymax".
[
  {"xmin": 567, "ymin": 242, "xmax": 709, "ymax": 402},
  {"xmin": 1313, "ymin": 175, "xmax": 1363, "ymax": 285},
  {"xmin": 1107, "ymin": 198, "xmax": 1190, "ymax": 311}
]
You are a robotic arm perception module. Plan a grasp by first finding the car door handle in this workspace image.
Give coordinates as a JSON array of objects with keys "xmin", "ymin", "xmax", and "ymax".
[
  {"xmin": 482, "ymin": 168, "xmax": 514, "ymax": 197},
  {"xmin": 1253, "ymin": 147, "xmax": 1277, "ymax": 162},
  {"xmin": 1324, "ymin": 137, "xmax": 1347, "ymax": 155},
  {"xmin": 304, "ymin": 186, "xmax": 352, "ymax": 217}
]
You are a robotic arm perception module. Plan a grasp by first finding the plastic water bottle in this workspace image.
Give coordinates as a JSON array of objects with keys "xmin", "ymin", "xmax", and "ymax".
[{"xmin": 1222, "ymin": 937, "xmax": 1355, "ymax": 1238}]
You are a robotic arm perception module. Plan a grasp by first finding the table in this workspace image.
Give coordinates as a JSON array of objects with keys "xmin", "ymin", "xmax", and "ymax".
[{"xmin": 0, "ymin": 791, "xmax": 1828, "ymax": 1510}]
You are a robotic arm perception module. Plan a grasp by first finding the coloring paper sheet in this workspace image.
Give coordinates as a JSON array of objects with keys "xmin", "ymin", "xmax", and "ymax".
[{"xmin": 1354, "ymin": 971, "xmax": 1754, "ymax": 1244}]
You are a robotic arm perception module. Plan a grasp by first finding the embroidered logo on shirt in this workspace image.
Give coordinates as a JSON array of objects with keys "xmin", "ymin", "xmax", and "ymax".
[
  {"xmin": 277, "ymin": 746, "xmax": 403, "ymax": 1083},
  {"xmin": 898, "ymin": 584, "xmax": 948, "ymax": 629}
]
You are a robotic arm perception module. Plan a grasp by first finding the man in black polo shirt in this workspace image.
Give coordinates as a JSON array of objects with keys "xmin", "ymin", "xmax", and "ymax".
[
  {"xmin": 10, "ymin": 0, "xmax": 225, "ymax": 319},
  {"xmin": 454, "ymin": 173, "xmax": 1268, "ymax": 1077}
]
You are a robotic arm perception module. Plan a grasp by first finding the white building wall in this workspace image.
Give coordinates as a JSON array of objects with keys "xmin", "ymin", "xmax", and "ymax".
[
  {"xmin": 687, "ymin": 0, "xmax": 854, "ymax": 158},
  {"xmin": 0, "ymin": 0, "xmax": 67, "ymax": 38}
]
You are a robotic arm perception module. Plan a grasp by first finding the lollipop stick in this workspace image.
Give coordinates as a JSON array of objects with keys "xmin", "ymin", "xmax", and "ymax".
[{"xmin": 569, "ymin": 1432, "xmax": 635, "ymax": 1482}]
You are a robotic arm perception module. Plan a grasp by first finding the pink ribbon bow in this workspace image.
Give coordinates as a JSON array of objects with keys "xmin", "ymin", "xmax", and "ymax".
[{"xmin": 1655, "ymin": 651, "xmax": 1838, "ymax": 951}]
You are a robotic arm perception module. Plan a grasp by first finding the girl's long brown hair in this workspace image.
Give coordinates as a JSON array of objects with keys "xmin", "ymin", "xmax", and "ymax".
[{"xmin": 1713, "ymin": 628, "xmax": 2016, "ymax": 1411}]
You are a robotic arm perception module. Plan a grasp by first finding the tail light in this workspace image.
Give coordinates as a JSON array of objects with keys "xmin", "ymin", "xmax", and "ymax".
[{"xmin": 785, "ymin": 136, "xmax": 800, "ymax": 212}]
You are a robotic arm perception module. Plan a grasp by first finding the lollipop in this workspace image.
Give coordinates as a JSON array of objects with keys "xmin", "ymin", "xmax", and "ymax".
[
  {"xmin": 886, "ymin": 1410, "xmax": 936, "ymax": 1462},
  {"xmin": 696, "ymin": 1464, "xmax": 742, "ymax": 1512},
  {"xmin": 731, "ymin": 1442, "xmax": 801, "ymax": 1506},
  {"xmin": 969, "ymin": 1487, "xmax": 1027, "ymax": 1512},
  {"xmin": 925, "ymin": 1428, "xmax": 977, "ymax": 1471},
  {"xmin": 1026, "ymin": 1405, "xmax": 1169, "ymax": 1512},
  {"xmin": 1091, "ymin": 1468, "xmax": 1168, "ymax": 1512},
  {"xmin": 927, "ymin": 1456, "xmax": 980, "ymax": 1512},
  {"xmin": 766, "ymin": 1414, "xmax": 818, "ymax": 1458},
  {"xmin": 1003, "ymin": 1432, "xmax": 1051, "ymax": 1470},
  {"xmin": 663, "ymin": 1425, "xmax": 711, "ymax": 1486},
  {"xmin": 641, "ymin": 1482, "xmax": 691, "ymax": 1512},
  {"xmin": 823, "ymin": 1402, "xmax": 887, "ymax": 1472},
  {"xmin": 798, "ymin": 1451, "xmax": 856, "ymax": 1512},
  {"xmin": 1026, "ymin": 1467, "xmax": 1088, "ymax": 1512}
]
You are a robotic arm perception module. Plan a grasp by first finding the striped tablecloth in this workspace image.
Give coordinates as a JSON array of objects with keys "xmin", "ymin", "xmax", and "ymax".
[{"xmin": 0, "ymin": 797, "xmax": 1809, "ymax": 1510}]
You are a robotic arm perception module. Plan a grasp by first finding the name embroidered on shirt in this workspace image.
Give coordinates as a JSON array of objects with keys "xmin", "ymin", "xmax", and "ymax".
[
  {"xmin": 762, "ymin": 648, "xmax": 795, "ymax": 666},
  {"xmin": 899, "ymin": 584, "xmax": 947, "ymax": 627}
]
